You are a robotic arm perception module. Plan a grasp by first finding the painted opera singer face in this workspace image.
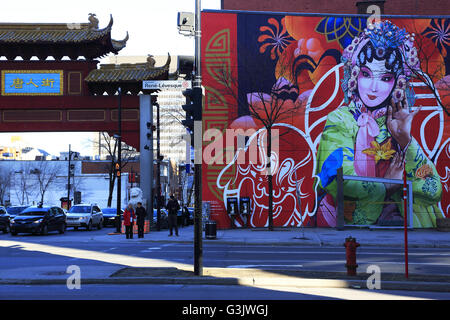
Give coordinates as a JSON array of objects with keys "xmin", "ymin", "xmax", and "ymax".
[
  {"xmin": 342, "ymin": 20, "xmax": 420, "ymax": 109},
  {"xmin": 357, "ymin": 59, "xmax": 396, "ymax": 108}
]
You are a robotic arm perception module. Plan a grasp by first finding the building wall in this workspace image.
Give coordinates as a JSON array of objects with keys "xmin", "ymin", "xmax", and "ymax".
[
  {"xmin": 221, "ymin": 0, "xmax": 450, "ymax": 15},
  {"xmin": 0, "ymin": 160, "xmax": 129, "ymax": 208}
]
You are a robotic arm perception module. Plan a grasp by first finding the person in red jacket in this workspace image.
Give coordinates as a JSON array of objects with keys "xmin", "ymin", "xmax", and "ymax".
[{"xmin": 123, "ymin": 203, "xmax": 136, "ymax": 239}]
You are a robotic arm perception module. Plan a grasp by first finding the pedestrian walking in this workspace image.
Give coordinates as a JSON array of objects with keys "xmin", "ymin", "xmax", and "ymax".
[
  {"xmin": 166, "ymin": 195, "xmax": 180, "ymax": 236},
  {"xmin": 135, "ymin": 202, "xmax": 147, "ymax": 238},
  {"xmin": 123, "ymin": 203, "xmax": 136, "ymax": 239}
]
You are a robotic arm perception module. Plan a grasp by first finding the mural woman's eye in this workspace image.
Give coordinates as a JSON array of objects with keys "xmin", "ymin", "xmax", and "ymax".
[
  {"xmin": 361, "ymin": 70, "xmax": 370, "ymax": 77},
  {"xmin": 381, "ymin": 75, "xmax": 393, "ymax": 82}
]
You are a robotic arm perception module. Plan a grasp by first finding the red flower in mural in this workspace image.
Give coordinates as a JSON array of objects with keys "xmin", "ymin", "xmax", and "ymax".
[{"xmin": 258, "ymin": 17, "xmax": 294, "ymax": 60}]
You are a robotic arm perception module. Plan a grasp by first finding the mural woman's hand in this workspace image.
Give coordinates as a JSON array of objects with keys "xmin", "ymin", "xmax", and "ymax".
[
  {"xmin": 384, "ymin": 152, "xmax": 404, "ymax": 197},
  {"xmin": 386, "ymin": 97, "xmax": 421, "ymax": 150}
]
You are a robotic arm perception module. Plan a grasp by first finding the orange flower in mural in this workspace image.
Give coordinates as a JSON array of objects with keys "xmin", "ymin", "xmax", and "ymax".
[
  {"xmin": 258, "ymin": 17, "xmax": 294, "ymax": 60},
  {"xmin": 362, "ymin": 139, "xmax": 396, "ymax": 163},
  {"xmin": 416, "ymin": 164, "xmax": 434, "ymax": 180}
]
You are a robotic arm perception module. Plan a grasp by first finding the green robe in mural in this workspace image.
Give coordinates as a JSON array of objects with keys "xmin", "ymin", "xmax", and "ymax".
[{"xmin": 316, "ymin": 103, "xmax": 443, "ymax": 228}]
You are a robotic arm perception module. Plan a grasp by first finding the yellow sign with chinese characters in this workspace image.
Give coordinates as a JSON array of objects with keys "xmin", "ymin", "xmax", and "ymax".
[{"xmin": 1, "ymin": 70, "xmax": 63, "ymax": 96}]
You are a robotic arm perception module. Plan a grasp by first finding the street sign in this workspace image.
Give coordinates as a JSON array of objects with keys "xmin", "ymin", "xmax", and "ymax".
[{"xmin": 143, "ymin": 80, "xmax": 191, "ymax": 90}]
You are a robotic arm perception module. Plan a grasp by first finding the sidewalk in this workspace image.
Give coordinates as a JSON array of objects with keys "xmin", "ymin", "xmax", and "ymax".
[
  {"xmin": 1, "ymin": 225, "xmax": 449, "ymax": 292},
  {"xmin": 101, "ymin": 224, "xmax": 450, "ymax": 248}
]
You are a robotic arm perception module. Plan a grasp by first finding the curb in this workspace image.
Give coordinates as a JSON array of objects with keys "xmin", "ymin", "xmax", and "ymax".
[
  {"xmin": 1, "ymin": 276, "xmax": 449, "ymax": 292},
  {"xmin": 114, "ymin": 238, "xmax": 450, "ymax": 248}
]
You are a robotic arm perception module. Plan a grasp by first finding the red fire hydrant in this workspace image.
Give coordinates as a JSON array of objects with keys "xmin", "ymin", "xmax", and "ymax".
[{"xmin": 344, "ymin": 236, "xmax": 360, "ymax": 276}]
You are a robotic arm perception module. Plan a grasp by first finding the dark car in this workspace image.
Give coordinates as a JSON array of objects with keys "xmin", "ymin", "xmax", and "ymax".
[
  {"xmin": 152, "ymin": 208, "xmax": 168, "ymax": 229},
  {"xmin": 178, "ymin": 206, "xmax": 194, "ymax": 226},
  {"xmin": 6, "ymin": 205, "xmax": 30, "ymax": 220},
  {"xmin": 0, "ymin": 206, "xmax": 10, "ymax": 234},
  {"xmin": 10, "ymin": 205, "xmax": 66, "ymax": 236},
  {"xmin": 101, "ymin": 208, "xmax": 124, "ymax": 227}
]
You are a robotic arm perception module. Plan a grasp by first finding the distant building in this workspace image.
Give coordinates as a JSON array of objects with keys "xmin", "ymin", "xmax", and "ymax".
[
  {"xmin": 0, "ymin": 146, "xmax": 20, "ymax": 160},
  {"xmin": 107, "ymin": 55, "xmax": 188, "ymax": 165},
  {"xmin": 21, "ymin": 148, "xmax": 51, "ymax": 161}
]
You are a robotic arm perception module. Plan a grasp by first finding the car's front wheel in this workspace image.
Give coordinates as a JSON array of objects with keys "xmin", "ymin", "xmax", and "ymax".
[
  {"xmin": 97, "ymin": 220, "xmax": 103, "ymax": 230},
  {"xmin": 41, "ymin": 224, "xmax": 48, "ymax": 236},
  {"xmin": 59, "ymin": 223, "xmax": 66, "ymax": 234},
  {"xmin": 2, "ymin": 224, "xmax": 9, "ymax": 234}
]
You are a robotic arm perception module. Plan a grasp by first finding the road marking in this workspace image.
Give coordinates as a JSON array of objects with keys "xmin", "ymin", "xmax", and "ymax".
[
  {"xmin": 227, "ymin": 264, "xmax": 303, "ymax": 268},
  {"xmin": 141, "ymin": 248, "xmax": 163, "ymax": 253}
]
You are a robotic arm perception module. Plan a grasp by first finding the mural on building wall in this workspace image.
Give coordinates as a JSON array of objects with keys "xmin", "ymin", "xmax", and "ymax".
[{"xmin": 202, "ymin": 11, "xmax": 450, "ymax": 229}]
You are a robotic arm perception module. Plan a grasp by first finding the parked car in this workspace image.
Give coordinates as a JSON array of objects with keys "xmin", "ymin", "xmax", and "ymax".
[
  {"xmin": 101, "ymin": 208, "xmax": 124, "ymax": 227},
  {"xmin": 177, "ymin": 206, "xmax": 194, "ymax": 226},
  {"xmin": 6, "ymin": 205, "xmax": 30, "ymax": 220},
  {"xmin": 152, "ymin": 208, "xmax": 168, "ymax": 229},
  {"xmin": 10, "ymin": 205, "xmax": 66, "ymax": 236},
  {"xmin": 66, "ymin": 204, "xmax": 103, "ymax": 231},
  {"xmin": 0, "ymin": 206, "xmax": 11, "ymax": 234}
]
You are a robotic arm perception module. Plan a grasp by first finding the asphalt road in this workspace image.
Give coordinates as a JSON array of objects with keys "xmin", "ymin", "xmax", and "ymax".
[
  {"xmin": 2, "ymin": 284, "xmax": 450, "ymax": 300},
  {"xmin": 1, "ymin": 228, "xmax": 450, "ymax": 302},
  {"xmin": 1, "ymin": 228, "xmax": 449, "ymax": 276}
]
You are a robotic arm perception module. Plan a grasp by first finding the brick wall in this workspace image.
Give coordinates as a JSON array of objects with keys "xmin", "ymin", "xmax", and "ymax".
[{"xmin": 221, "ymin": 0, "xmax": 450, "ymax": 15}]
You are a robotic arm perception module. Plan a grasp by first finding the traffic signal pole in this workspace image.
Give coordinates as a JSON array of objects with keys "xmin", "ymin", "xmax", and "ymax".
[
  {"xmin": 156, "ymin": 99, "xmax": 162, "ymax": 231},
  {"xmin": 67, "ymin": 144, "xmax": 71, "ymax": 210},
  {"xmin": 193, "ymin": 0, "xmax": 203, "ymax": 276}
]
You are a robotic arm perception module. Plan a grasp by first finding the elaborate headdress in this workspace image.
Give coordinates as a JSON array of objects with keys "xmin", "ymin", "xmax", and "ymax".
[{"xmin": 341, "ymin": 20, "xmax": 420, "ymax": 105}]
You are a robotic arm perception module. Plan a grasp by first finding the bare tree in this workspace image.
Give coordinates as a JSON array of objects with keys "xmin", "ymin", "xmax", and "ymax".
[
  {"xmin": 13, "ymin": 162, "xmax": 37, "ymax": 205},
  {"xmin": 93, "ymin": 132, "xmax": 138, "ymax": 207},
  {"xmin": 0, "ymin": 166, "xmax": 13, "ymax": 205},
  {"xmin": 33, "ymin": 161, "xmax": 61, "ymax": 205},
  {"xmin": 215, "ymin": 54, "xmax": 306, "ymax": 231}
]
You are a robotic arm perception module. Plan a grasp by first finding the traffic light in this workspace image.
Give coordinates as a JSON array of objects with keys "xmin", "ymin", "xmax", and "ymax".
[
  {"xmin": 146, "ymin": 121, "xmax": 156, "ymax": 139},
  {"xmin": 181, "ymin": 88, "xmax": 194, "ymax": 133},
  {"xmin": 182, "ymin": 86, "xmax": 202, "ymax": 146},
  {"xmin": 182, "ymin": 87, "xmax": 202, "ymax": 123}
]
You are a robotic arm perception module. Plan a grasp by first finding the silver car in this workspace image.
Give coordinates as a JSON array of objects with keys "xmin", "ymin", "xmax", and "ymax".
[{"xmin": 66, "ymin": 204, "xmax": 103, "ymax": 231}]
